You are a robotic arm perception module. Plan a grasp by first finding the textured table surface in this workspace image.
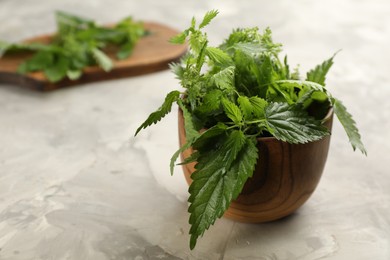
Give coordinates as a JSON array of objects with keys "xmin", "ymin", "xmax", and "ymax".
[{"xmin": 0, "ymin": 1, "xmax": 389, "ymax": 259}]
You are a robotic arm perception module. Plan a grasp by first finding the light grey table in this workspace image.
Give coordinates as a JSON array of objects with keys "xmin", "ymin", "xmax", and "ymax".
[{"xmin": 0, "ymin": 1, "xmax": 389, "ymax": 259}]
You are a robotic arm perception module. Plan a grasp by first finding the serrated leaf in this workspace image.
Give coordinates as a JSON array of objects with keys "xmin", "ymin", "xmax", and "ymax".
[
  {"xmin": 238, "ymin": 96, "xmax": 253, "ymax": 120},
  {"xmin": 169, "ymin": 31, "xmax": 188, "ymax": 44},
  {"xmin": 178, "ymin": 150, "xmax": 200, "ymax": 166},
  {"xmin": 196, "ymin": 89, "xmax": 223, "ymax": 117},
  {"xmin": 232, "ymin": 42, "xmax": 267, "ymax": 56},
  {"xmin": 178, "ymin": 100, "xmax": 200, "ymax": 142},
  {"xmin": 296, "ymin": 89, "xmax": 315, "ymax": 108},
  {"xmin": 199, "ymin": 10, "xmax": 219, "ymax": 29},
  {"xmin": 249, "ymin": 96, "xmax": 268, "ymax": 118},
  {"xmin": 227, "ymin": 137, "xmax": 258, "ymax": 199},
  {"xmin": 332, "ymin": 98, "xmax": 366, "ymax": 155},
  {"xmin": 169, "ymin": 62, "xmax": 185, "ymax": 80},
  {"xmin": 265, "ymin": 102, "xmax": 329, "ymax": 144},
  {"xmin": 192, "ymin": 123, "xmax": 228, "ymax": 151},
  {"xmin": 188, "ymin": 130, "xmax": 250, "ymax": 249},
  {"xmin": 306, "ymin": 53, "xmax": 337, "ymax": 86},
  {"xmin": 270, "ymin": 82, "xmax": 294, "ymax": 104},
  {"xmin": 211, "ymin": 66, "xmax": 235, "ymax": 91},
  {"xmin": 170, "ymin": 142, "xmax": 192, "ymax": 176},
  {"xmin": 275, "ymin": 80, "xmax": 326, "ymax": 92},
  {"xmin": 135, "ymin": 90, "xmax": 180, "ymax": 136},
  {"xmin": 222, "ymin": 98, "xmax": 242, "ymax": 124},
  {"xmin": 91, "ymin": 47, "xmax": 113, "ymax": 72},
  {"xmin": 205, "ymin": 47, "xmax": 233, "ymax": 67}
]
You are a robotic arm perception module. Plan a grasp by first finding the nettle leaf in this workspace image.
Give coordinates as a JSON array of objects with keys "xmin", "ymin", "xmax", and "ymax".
[
  {"xmin": 116, "ymin": 42, "xmax": 135, "ymax": 60},
  {"xmin": 188, "ymin": 130, "xmax": 252, "ymax": 249},
  {"xmin": 265, "ymin": 102, "xmax": 329, "ymax": 144},
  {"xmin": 17, "ymin": 51, "xmax": 54, "ymax": 73},
  {"xmin": 296, "ymin": 89, "xmax": 315, "ymax": 108},
  {"xmin": 169, "ymin": 31, "xmax": 188, "ymax": 44},
  {"xmin": 91, "ymin": 47, "xmax": 113, "ymax": 72},
  {"xmin": 192, "ymin": 123, "xmax": 228, "ymax": 151},
  {"xmin": 233, "ymin": 42, "xmax": 267, "ymax": 56},
  {"xmin": 206, "ymin": 47, "xmax": 233, "ymax": 67},
  {"xmin": 171, "ymin": 100, "xmax": 200, "ymax": 174},
  {"xmin": 169, "ymin": 62, "xmax": 185, "ymax": 80},
  {"xmin": 222, "ymin": 98, "xmax": 242, "ymax": 124},
  {"xmin": 0, "ymin": 41, "xmax": 50, "ymax": 57},
  {"xmin": 199, "ymin": 10, "xmax": 219, "ymax": 29},
  {"xmin": 170, "ymin": 142, "xmax": 192, "ymax": 176},
  {"xmin": 66, "ymin": 70, "xmax": 82, "ymax": 80},
  {"xmin": 249, "ymin": 96, "xmax": 268, "ymax": 118},
  {"xmin": 210, "ymin": 66, "xmax": 235, "ymax": 91},
  {"xmin": 135, "ymin": 90, "xmax": 180, "ymax": 135},
  {"xmin": 332, "ymin": 98, "xmax": 366, "ymax": 155},
  {"xmin": 44, "ymin": 55, "xmax": 69, "ymax": 82},
  {"xmin": 275, "ymin": 80, "xmax": 326, "ymax": 92},
  {"xmin": 178, "ymin": 99, "xmax": 200, "ymax": 142},
  {"xmin": 221, "ymin": 130, "xmax": 247, "ymax": 167},
  {"xmin": 306, "ymin": 53, "xmax": 337, "ymax": 86},
  {"xmin": 238, "ymin": 96, "xmax": 253, "ymax": 120},
  {"xmin": 227, "ymin": 138, "xmax": 258, "ymax": 199},
  {"xmin": 196, "ymin": 89, "xmax": 223, "ymax": 117},
  {"xmin": 179, "ymin": 150, "xmax": 200, "ymax": 165}
]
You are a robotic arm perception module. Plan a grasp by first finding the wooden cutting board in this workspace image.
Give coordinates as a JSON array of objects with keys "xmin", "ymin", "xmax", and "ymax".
[{"xmin": 0, "ymin": 22, "xmax": 187, "ymax": 91}]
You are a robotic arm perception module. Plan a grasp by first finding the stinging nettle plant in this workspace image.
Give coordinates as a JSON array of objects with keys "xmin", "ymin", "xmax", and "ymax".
[{"xmin": 135, "ymin": 10, "xmax": 366, "ymax": 249}]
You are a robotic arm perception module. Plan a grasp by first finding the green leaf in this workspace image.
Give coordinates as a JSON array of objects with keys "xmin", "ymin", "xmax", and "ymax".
[
  {"xmin": 169, "ymin": 62, "xmax": 185, "ymax": 80},
  {"xmin": 169, "ymin": 31, "xmax": 188, "ymax": 44},
  {"xmin": 265, "ymin": 102, "xmax": 330, "ymax": 144},
  {"xmin": 170, "ymin": 142, "xmax": 192, "ymax": 175},
  {"xmin": 238, "ymin": 96, "xmax": 253, "ymax": 120},
  {"xmin": 306, "ymin": 53, "xmax": 338, "ymax": 86},
  {"xmin": 249, "ymin": 96, "xmax": 268, "ymax": 118},
  {"xmin": 0, "ymin": 41, "xmax": 50, "ymax": 57},
  {"xmin": 222, "ymin": 98, "xmax": 242, "ymax": 124},
  {"xmin": 274, "ymin": 80, "xmax": 326, "ymax": 92},
  {"xmin": 296, "ymin": 89, "xmax": 315, "ymax": 108},
  {"xmin": 116, "ymin": 42, "xmax": 135, "ymax": 60},
  {"xmin": 192, "ymin": 123, "xmax": 228, "ymax": 151},
  {"xmin": 205, "ymin": 47, "xmax": 233, "ymax": 67},
  {"xmin": 66, "ymin": 70, "xmax": 82, "ymax": 80},
  {"xmin": 232, "ymin": 42, "xmax": 267, "ymax": 56},
  {"xmin": 17, "ymin": 51, "xmax": 54, "ymax": 73},
  {"xmin": 43, "ymin": 55, "xmax": 69, "ymax": 82},
  {"xmin": 210, "ymin": 66, "xmax": 235, "ymax": 91},
  {"xmin": 332, "ymin": 98, "xmax": 366, "ymax": 155},
  {"xmin": 178, "ymin": 100, "xmax": 200, "ymax": 142},
  {"xmin": 91, "ymin": 48, "xmax": 113, "ymax": 72},
  {"xmin": 178, "ymin": 150, "xmax": 199, "ymax": 165},
  {"xmin": 195, "ymin": 89, "xmax": 223, "ymax": 119},
  {"xmin": 188, "ymin": 133, "xmax": 257, "ymax": 249},
  {"xmin": 199, "ymin": 10, "xmax": 219, "ymax": 29},
  {"xmin": 227, "ymin": 137, "xmax": 258, "ymax": 199},
  {"xmin": 135, "ymin": 90, "xmax": 180, "ymax": 136}
]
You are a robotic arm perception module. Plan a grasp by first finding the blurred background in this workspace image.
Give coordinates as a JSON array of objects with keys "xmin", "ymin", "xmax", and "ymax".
[{"xmin": 0, "ymin": 0, "xmax": 389, "ymax": 259}]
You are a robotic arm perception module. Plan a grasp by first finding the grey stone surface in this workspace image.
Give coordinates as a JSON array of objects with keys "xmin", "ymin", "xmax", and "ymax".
[{"xmin": 0, "ymin": 0, "xmax": 389, "ymax": 259}]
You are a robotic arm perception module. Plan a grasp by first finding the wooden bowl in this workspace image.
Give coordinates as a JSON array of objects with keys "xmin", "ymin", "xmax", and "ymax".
[{"xmin": 178, "ymin": 108, "xmax": 333, "ymax": 223}]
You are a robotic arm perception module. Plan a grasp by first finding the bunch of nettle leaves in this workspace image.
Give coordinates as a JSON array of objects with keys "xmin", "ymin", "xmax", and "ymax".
[
  {"xmin": 0, "ymin": 11, "xmax": 146, "ymax": 82},
  {"xmin": 136, "ymin": 10, "xmax": 366, "ymax": 249}
]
